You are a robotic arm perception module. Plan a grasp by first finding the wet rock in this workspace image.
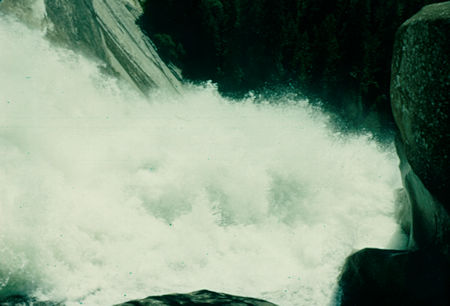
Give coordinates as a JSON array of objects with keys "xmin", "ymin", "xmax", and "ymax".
[
  {"xmin": 115, "ymin": 290, "xmax": 277, "ymax": 306},
  {"xmin": 394, "ymin": 187, "xmax": 411, "ymax": 236},
  {"xmin": 395, "ymin": 138, "xmax": 450, "ymax": 254},
  {"xmin": 390, "ymin": 1, "xmax": 450, "ymax": 207},
  {"xmin": 390, "ymin": 1, "xmax": 450, "ymax": 256},
  {"xmin": 337, "ymin": 248, "xmax": 450, "ymax": 306},
  {"xmin": 44, "ymin": 0, "xmax": 182, "ymax": 94},
  {"xmin": 338, "ymin": 3, "xmax": 450, "ymax": 305}
]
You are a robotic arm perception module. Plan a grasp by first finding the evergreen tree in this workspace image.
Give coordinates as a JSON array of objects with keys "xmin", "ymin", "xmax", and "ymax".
[{"xmin": 139, "ymin": 0, "xmax": 441, "ymax": 129}]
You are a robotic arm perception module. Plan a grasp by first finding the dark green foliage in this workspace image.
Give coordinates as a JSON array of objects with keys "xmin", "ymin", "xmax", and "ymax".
[
  {"xmin": 139, "ymin": 0, "xmax": 441, "ymax": 128},
  {"xmin": 151, "ymin": 33, "xmax": 185, "ymax": 64}
]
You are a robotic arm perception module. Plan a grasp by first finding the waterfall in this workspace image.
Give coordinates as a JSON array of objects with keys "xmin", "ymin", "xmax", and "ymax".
[{"xmin": 0, "ymin": 4, "xmax": 405, "ymax": 306}]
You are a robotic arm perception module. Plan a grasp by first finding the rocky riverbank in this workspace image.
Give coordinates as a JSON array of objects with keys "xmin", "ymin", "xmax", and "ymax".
[{"xmin": 337, "ymin": 2, "xmax": 450, "ymax": 305}]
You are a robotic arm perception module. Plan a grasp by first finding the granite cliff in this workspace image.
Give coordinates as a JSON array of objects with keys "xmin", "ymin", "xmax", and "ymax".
[{"xmin": 43, "ymin": 0, "xmax": 182, "ymax": 94}]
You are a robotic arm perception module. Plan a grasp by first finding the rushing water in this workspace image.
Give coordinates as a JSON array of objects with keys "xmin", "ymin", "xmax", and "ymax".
[{"xmin": 0, "ymin": 15, "xmax": 405, "ymax": 306}]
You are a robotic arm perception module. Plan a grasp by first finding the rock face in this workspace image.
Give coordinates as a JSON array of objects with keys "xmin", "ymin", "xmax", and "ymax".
[
  {"xmin": 395, "ymin": 138, "xmax": 450, "ymax": 254},
  {"xmin": 337, "ymin": 2, "xmax": 450, "ymax": 305},
  {"xmin": 390, "ymin": 1, "xmax": 450, "ymax": 207},
  {"xmin": 337, "ymin": 248, "xmax": 450, "ymax": 306},
  {"xmin": 391, "ymin": 1, "xmax": 450, "ymax": 254},
  {"xmin": 115, "ymin": 290, "xmax": 277, "ymax": 306},
  {"xmin": 0, "ymin": 290, "xmax": 277, "ymax": 306},
  {"xmin": 44, "ymin": 0, "xmax": 182, "ymax": 94}
]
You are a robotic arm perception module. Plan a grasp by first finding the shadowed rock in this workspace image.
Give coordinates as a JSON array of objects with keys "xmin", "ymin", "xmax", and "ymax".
[
  {"xmin": 337, "ymin": 2, "xmax": 450, "ymax": 305},
  {"xmin": 390, "ymin": 1, "xmax": 450, "ymax": 207},
  {"xmin": 115, "ymin": 290, "xmax": 277, "ymax": 306},
  {"xmin": 0, "ymin": 291, "xmax": 276, "ymax": 306},
  {"xmin": 337, "ymin": 248, "xmax": 450, "ymax": 306},
  {"xmin": 390, "ymin": 1, "xmax": 450, "ymax": 256},
  {"xmin": 395, "ymin": 138, "xmax": 450, "ymax": 254}
]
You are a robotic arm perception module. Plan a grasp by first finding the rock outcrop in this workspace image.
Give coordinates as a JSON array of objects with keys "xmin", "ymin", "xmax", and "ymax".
[
  {"xmin": 0, "ymin": 290, "xmax": 277, "ymax": 306},
  {"xmin": 391, "ymin": 1, "xmax": 450, "ymax": 209},
  {"xmin": 337, "ymin": 248, "xmax": 450, "ymax": 305},
  {"xmin": 337, "ymin": 2, "xmax": 450, "ymax": 305},
  {"xmin": 391, "ymin": 0, "xmax": 450, "ymax": 255},
  {"xmin": 116, "ymin": 290, "xmax": 277, "ymax": 306},
  {"xmin": 43, "ymin": 0, "xmax": 182, "ymax": 94},
  {"xmin": 0, "ymin": 0, "xmax": 182, "ymax": 94}
]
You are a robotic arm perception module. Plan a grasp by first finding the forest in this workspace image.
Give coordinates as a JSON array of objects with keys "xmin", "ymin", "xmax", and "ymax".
[{"xmin": 139, "ymin": 0, "xmax": 439, "ymax": 130}]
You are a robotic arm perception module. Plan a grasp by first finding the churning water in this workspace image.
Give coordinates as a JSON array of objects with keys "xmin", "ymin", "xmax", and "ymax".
[{"xmin": 0, "ymin": 15, "xmax": 404, "ymax": 306}]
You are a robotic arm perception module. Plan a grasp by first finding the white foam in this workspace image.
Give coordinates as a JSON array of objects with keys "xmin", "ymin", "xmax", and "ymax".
[{"xmin": 0, "ymin": 17, "xmax": 403, "ymax": 306}]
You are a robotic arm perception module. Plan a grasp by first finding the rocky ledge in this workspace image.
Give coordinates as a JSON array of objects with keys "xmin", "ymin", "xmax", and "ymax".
[
  {"xmin": 115, "ymin": 290, "xmax": 276, "ymax": 306},
  {"xmin": 337, "ymin": 2, "xmax": 450, "ymax": 305},
  {"xmin": 0, "ymin": 290, "xmax": 276, "ymax": 306}
]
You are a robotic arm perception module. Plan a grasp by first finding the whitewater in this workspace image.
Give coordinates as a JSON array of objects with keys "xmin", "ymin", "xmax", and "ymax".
[{"xmin": 0, "ymin": 14, "xmax": 404, "ymax": 306}]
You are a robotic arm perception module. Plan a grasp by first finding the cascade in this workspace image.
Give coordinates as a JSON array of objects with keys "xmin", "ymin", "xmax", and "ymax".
[{"xmin": 0, "ymin": 2, "xmax": 405, "ymax": 305}]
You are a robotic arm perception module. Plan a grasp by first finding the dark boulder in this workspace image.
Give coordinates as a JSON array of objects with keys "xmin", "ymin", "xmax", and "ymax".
[
  {"xmin": 0, "ymin": 290, "xmax": 276, "ymax": 306},
  {"xmin": 390, "ymin": 1, "xmax": 450, "ymax": 255},
  {"xmin": 337, "ymin": 2, "xmax": 450, "ymax": 305},
  {"xmin": 115, "ymin": 290, "xmax": 277, "ymax": 306},
  {"xmin": 395, "ymin": 138, "xmax": 450, "ymax": 254},
  {"xmin": 390, "ymin": 1, "xmax": 450, "ymax": 207},
  {"xmin": 337, "ymin": 248, "xmax": 450, "ymax": 306}
]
